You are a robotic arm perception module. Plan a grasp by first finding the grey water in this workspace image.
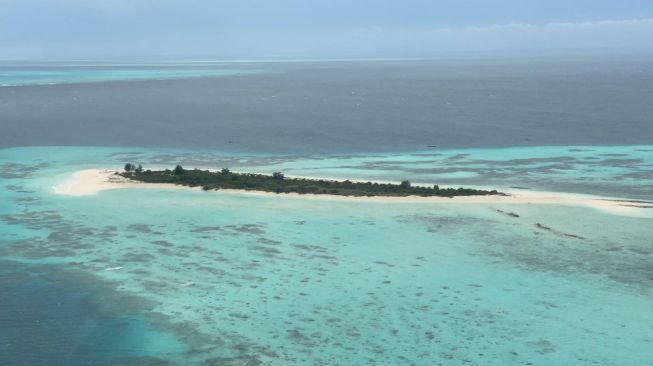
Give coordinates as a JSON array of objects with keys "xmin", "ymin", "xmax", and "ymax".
[{"xmin": 2, "ymin": 57, "xmax": 653, "ymax": 153}]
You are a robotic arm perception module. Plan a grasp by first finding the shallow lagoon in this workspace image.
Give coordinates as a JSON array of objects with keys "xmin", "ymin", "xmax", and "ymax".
[
  {"xmin": 1, "ymin": 146, "xmax": 652, "ymax": 365},
  {"xmin": 0, "ymin": 63, "xmax": 264, "ymax": 87}
]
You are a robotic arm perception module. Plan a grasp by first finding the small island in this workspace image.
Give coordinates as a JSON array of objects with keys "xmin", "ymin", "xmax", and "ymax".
[{"xmin": 118, "ymin": 164, "xmax": 502, "ymax": 197}]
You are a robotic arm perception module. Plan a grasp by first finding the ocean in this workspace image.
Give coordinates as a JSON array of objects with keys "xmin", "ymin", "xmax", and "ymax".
[
  {"xmin": 2, "ymin": 58, "xmax": 652, "ymax": 152},
  {"xmin": 1, "ymin": 59, "xmax": 652, "ymax": 365}
]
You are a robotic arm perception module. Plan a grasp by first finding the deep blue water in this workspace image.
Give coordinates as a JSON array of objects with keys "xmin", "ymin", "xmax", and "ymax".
[
  {"xmin": 0, "ymin": 261, "xmax": 181, "ymax": 366},
  {"xmin": 1, "ymin": 58, "xmax": 652, "ymax": 153}
]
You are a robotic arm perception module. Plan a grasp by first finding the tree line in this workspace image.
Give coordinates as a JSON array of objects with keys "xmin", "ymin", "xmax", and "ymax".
[{"xmin": 119, "ymin": 164, "xmax": 501, "ymax": 198}]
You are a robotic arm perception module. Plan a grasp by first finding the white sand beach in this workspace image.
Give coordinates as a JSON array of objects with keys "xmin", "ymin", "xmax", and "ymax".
[{"xmin": 53, "ymin": 169, "xmax": 652, "ymax": 217}]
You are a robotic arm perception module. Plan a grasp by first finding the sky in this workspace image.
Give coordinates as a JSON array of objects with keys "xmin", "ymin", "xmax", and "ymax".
[{"xmin": 1, "ymin": 0, "xmax": 652, "ymax": 59}]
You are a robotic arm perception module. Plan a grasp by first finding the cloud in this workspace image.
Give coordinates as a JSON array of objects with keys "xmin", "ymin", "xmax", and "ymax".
[
  {"xmin": 466, "ymin": 18, "xmax": 653, "ymax": 31},
  {"xmin": 193, "ymin": 18, "xmax": 653, "ymax": 58},
  {"xmin": 316, "ymin": 18, "xmax": 653, "ymax": 56}
]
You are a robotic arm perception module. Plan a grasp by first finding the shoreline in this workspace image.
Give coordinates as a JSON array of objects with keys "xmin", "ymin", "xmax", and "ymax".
[{"xmin": 53, "ymin": 169, "xmax": 653, "ymax": 217}]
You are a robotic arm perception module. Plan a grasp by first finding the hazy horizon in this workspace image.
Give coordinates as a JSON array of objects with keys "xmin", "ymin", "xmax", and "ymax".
[{"xmin": 3, "ymin": 47, "xmax": 653, "ymax": 63}]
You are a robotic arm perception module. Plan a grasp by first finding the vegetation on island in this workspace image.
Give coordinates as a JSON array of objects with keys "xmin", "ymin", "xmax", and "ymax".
[{"xmin": 118, "ymin": 164, "xmax": 502, "ymax": 197}]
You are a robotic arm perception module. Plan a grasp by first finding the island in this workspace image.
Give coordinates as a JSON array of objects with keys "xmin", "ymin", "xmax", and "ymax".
[{"xmin": 118, "ymin": 164, "xmax": 502, "ymax": 197}]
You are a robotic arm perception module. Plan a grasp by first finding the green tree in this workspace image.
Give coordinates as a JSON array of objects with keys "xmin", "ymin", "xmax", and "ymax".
[
  {"xmin": 124, "ymin": 163, "xmax": 135, "ymax": 172},
  {"xmin": 135, "ymin": 164, "xmax": 143, "ymax": 173},
  {"xmin": 174, "ymin": 165, "xmax": 185, "ymax": 175},
  {"xmin": 272, "ymin": 172, "xmax": 285, "ymax": 180},
  {"xmin": 400, "ymin": 180, "xmax": 411, "ymax": 189},
  {"xmin": 221, "ymin": 168, "xmax": 230, "ymax": 175}
]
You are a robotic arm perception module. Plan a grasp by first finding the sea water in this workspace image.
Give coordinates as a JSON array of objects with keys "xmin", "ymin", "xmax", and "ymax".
[
  {"xmin": 0, "ymin": 62, "xmax": 264, "ymax": 87},
  {"xmin": 1, "ymin": 145, "xmax": 652, "ymax": 365},
  {"xmin": 2, "ymin": 58, "xmax": 652, "ymax": 151},
  {"xmin": 2, "ymin": 57, "xmax": 653, "ymax": 364}
]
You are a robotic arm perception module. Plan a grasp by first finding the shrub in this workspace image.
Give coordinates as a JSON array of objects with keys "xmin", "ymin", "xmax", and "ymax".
[{"xmin": 120, "ymin": 165, "xmax": 500, "ymax": 198}]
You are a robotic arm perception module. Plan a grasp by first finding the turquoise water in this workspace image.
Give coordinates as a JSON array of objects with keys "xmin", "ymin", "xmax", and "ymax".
[
  {"xmin": 0, "ymin": 67, "xmax": 263, "ymax": 86},
  {"xmin": 1, "ymin": 146, "xmax": 652, "ymax": 365}
]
